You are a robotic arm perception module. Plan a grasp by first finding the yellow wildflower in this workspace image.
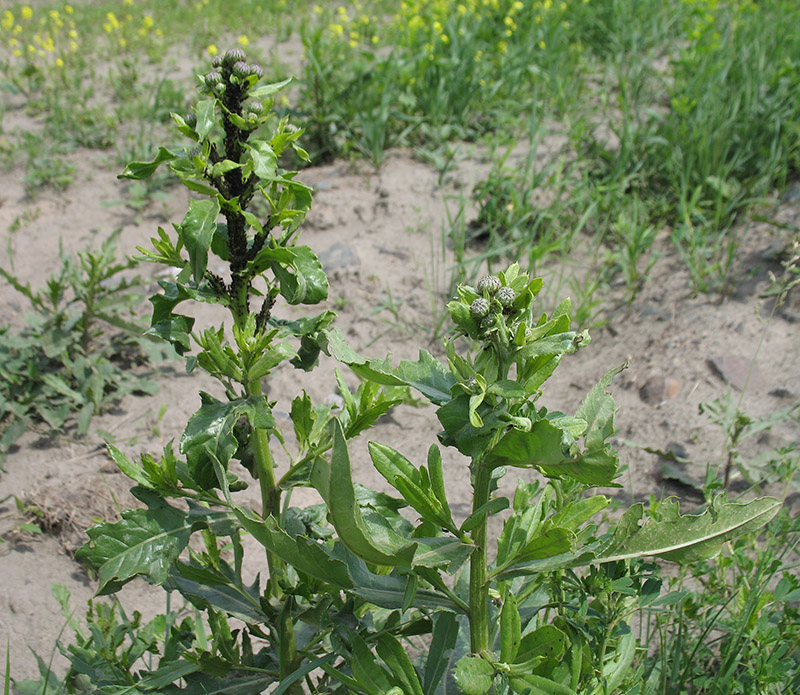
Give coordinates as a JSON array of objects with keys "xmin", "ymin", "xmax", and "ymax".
[
  {"xmin": 64, "ymin": 5, "xmax": 74, "ymax": 14},
  {"xmin": 207, "ymin": 44, "xmax": 218, "ymax": 56},
  {"xmin": 238, "ymin": 34, "xmax": 248, "ymax": 47},
  {"xmin": 55, "ymin": 57, "xmax": 64, "ymax": 67},
  {"xmin": 21, "ymin": 6, "xmax": 33, "ymax": 20},
  {"xmin": 142, "ymin": 15, "xmax": 154, "ymax": 29},
  {"xmin": 1, "ymin": 11, "xmax": 13, "ymax": 31}
]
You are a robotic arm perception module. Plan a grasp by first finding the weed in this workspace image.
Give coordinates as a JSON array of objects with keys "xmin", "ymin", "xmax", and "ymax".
[
  {"xmin": 0, "ymin": 231, "xmax": 160, "ymax": 466},
  {"xmin": 23, "ymin": 55, "xmax": 779, "ymax": 695}
]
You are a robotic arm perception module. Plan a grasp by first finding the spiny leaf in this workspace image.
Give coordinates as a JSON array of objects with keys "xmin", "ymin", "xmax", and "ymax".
[{"xmin": 599, "ymin": 495, "xmax": 781, "ymax": 564}]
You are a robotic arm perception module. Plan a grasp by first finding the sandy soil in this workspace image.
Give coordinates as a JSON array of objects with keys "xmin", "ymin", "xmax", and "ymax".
[{"xmin": 1, "ymin": 127, "xmax": 799, "ymax": 682}]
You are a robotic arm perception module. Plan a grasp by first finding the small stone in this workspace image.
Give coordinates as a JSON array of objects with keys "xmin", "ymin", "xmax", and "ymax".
[
  {"xmin": 780, "ymin": 182, "xmax": 800, "ymax": 203},
  {"xmin": 639, "ymin": 376, "xmax": 681, "ymax": 405},
  {"xmin": 707, "ymin": 355, "xmax": 766, "ymax": 391},
  {"xmin": 769, "ymin": 386, "xmax": 799, "ymax": 399},
  {"xmin": 319, "ymin": 242, "xmax": 359, "ymax": 271}
]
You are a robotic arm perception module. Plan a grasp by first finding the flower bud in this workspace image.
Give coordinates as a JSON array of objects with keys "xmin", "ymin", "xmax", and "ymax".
[
  {"xmin": 496, "ymin": 286, "xmax": 516, "ymax": 307},
  {"xmin": 232, "ymin": 61, "xmax": 250, "ymax": 78},
  {"xmin": 204, "ymin": 70, "xmax": 222, "ymax": 87},
  {"xmin": 211, "ymin": 55, "xmax": 223, "ymax": 67},
  {"xmin": 477, "ymin": 275, "xmax": 501, "ymax": 295},
  {"xmin": 223, "ymin": 47, "xmax": 246, "ymax": 65},
  {"xmin": 470, "ymin": 297, "xmax": 490, "ymax": 320},
  {"xmin": 249, "ymin": 63, "xmax": 263, "ymax": 78},
  {"xmin": 183, "ymin": 112, "xmax": 197, "ymax": 128},
  {"xmin": 247, "ymin": 101, "xmax": 264, "ymax": 115}
]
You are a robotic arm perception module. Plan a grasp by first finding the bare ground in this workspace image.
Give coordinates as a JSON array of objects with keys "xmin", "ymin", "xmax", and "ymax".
[{"xmin": 1, "ymin": 131, "xmax": 799, "ymax": 682}]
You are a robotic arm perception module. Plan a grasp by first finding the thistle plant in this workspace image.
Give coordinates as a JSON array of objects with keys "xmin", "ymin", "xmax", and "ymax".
[{"xmin": 37, "ymin": 54, "xmax": 782, "ymax": 695}]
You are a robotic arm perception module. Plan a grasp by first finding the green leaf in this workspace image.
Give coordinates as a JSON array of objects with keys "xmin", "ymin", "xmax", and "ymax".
[
  {"xmin": 514, "ymin": 625, "xmax": 567, "ymax": 666},
  {"xmin": 195, "ymin": 98, "xmax": 216, "ymax": 139},
  {"xmin": 325, "ymin": 329, "xmax": 456, "ymax": 405},
  {"xmin": 454, "ymin": 656, "xmax": 495, "ymax": 695},
  {"xmin": 266, "ymin": 245, "xmax": 327, "ymax": 305},
  {"xmin": 231, "ymin": 510, "xmax": 352, "ymax": 588},
  {"xmin": 369, "ymin": 442, "xmax": 457, "ymax": 532},
  {"xmin": 181, "ymin": 673, "xmax": 275, "ymax": 695},
  {"xmin": 575, "ymin": 363, "xmax": 626, "ymax": 450},
  {"xmin": 166, "ymin": 561, "xmax": 266, "ymax": 623},
  {"xmin": 248, "ymin": 141, "xmax": 277, "ymax": 179},
  {"xmin": 249, "ymin": 77, "xmax": 292, "ymax": 100},
  {"xmin": 180, "ymin": 199, "xmax": 220, "ymax": 283},
  {"xmin": 311, "ymin": 421, "xmax": 416, "ymax": 566},
  {"xmin": 119, "ymin": 146, "xmax": 176, "ymax": 179},
  {"xmin": 412, "ymin": 536, "xmax": 472, "ymax": 571},
  {"xmin": 423, "ymin": 612, "xmax": 459, "ymax": 695},
  {"xmin": 489, "ymin": 421, "xmax": 618, "ymax": 487},
  {"xmin": 181, "ymin": 394, "xmax": 273, "ymax": 490},
  {"xmin": 106, "ymin": 444, "xmax": 150, "ymax": 487},
  {"xmin": 339, "ymin": 547, "xmax": 458, "ymax": 611},
  {"xmin": 76, "ymin": 496, "xmax": 193, "ymax": 594},
  {"xmin": 377, "ymin": 634, "xmax": 424, "ymax": 695},
  {"xmin": 500, "ymin": 593, "xmax": 522, "ymax": 663},
  {"xmin": 140, "ymin": 659, "xmax": 201, "ymax": 688},
  {"xmin": 509, "ymin": 674, "xmax": 577, "ymax": 695},
  {"xmin": 599, "ymin": 495, "xmax": 781, "ymax": 564}
]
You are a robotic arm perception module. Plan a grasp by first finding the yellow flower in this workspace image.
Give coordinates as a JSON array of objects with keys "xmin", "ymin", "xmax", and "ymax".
[
  {"xmin": 21, "ymin": 6, "xmax": 33, "ymax": 20},
  {"xmin": 1, "ymin": 11, "xmax": 13, "ymax": 31},
  {"xmin": 124, "ymin": 0, "xmax": 133, "ymax": 5},
  {"xmin": 207, "ymin": 44, "xmax": 218, "ymax": 56},
  {"xmin": 539, "ymin": 40, "xmax": 546, "ymax": 49},
  {"xmin": 329, "ymin": 23, "xmax": 343, "ymax": 36},
  {"xmin": 142, "ymin": 15, "xmax": 154, "ymax": 29},
  {"xmin": 106, "ymin": 12, "xmax": 119, "ymax": 30},
  {"xmin": 238, "ymin": 34, "xmax": 248, "ymax": 47},
  {"xmin": 12, "ymin": 48, "xmax": 22, "ymax": 56},
  {"xmin": 64, "ymin": 5, "xmax": 74, "ymax": 14},
  {"xmin": 55, "ymin": 57, "xmax": 64, "ymax": 67},
  {"xmin": 349, "ymin": 39, "xmax": 357, "ymax": 47},
  {"xmin": 313, "ymin": 5, "xmax": 322, "ymax": 14}
]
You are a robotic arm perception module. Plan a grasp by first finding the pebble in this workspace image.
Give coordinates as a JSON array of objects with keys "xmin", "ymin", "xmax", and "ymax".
[
  {"xmin": 707, "ymin": 355, "xmax": 766, "ymax": 391},
  {"xmin": 319, "ymin": 242, "xmax": 359, "ymax": 271},
  {"xmin": 639, "ymin": 376, "xmax": 681, "ymax": 405}
]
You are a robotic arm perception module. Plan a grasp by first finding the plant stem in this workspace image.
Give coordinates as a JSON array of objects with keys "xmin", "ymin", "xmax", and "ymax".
[
  {"xmin": 469, "ymin": 458, "xmax": 493, "ymax": 654},
  {"xmin": 245, "ymin": 375, "xmax": 284, "ymax": 594}
]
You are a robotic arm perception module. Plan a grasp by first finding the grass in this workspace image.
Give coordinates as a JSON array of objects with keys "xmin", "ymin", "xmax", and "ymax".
[{"xmin": 1, "ymin": 1, "xmax": 799, "ymax": 690}]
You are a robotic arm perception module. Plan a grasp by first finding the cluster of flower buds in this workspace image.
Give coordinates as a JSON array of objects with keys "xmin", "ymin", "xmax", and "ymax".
[
  {"xmin": 469, "ymin": 274, "xmax": 518, "ymax": 332},
  {"xmin": 202, "ymin": 48, "xmax": 264, "ymax": 94}
]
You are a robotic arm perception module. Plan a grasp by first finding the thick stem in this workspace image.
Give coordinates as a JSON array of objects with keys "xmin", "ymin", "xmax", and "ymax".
[
  {"xmin": 245, "ymin": 376, "xmax": 285, "ymax": 593},
  {"xmin": 469, "ymin": 459, "xmax": 494, "ymax": 654}
]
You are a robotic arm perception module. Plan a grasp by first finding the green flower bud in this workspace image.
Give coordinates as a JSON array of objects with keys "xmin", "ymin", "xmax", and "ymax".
[
  {"xmin": 477, "ymin": 275, "xmax": 501, "ymax": 295},
  {"xmin": 496, "ymin": 286, "xmax": 516, "ymax": 307},
  {"xmin": 470, "ymin": 297, "xmax": 490, "ymax": 320},
  {"xmin": 184, "ymin": 112, "xmax": 197, "ymax": 128},
  {"xmin": 211, "ymin": 55, "xmax": 223, "ymax": 68},
  {"xmin": 247, "ymin": 101, "xmax": 264, "ymax": 115},
  {"xmin": 224, "ymin": 48, "xmax": 246, "ymax": 65},
  {"xmin": 249, "ymin": 63, "xmax": 263, "ymax": 79},
  {"xmin": 232, "ymin": 61, "xmax": 250, "ymax": 78},
  {"xmin": 204, "ymin": 71, "xmax": 222, "ymax": 87}
]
